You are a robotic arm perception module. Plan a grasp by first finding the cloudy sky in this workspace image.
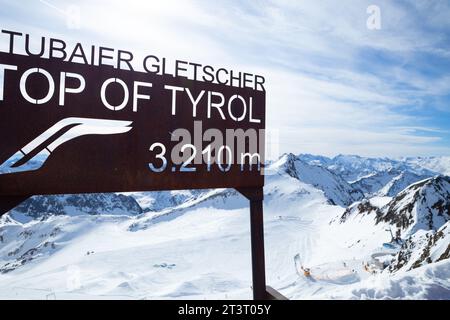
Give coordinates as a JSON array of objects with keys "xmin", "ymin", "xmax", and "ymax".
[{"xmin": 1, "ymin": 0, "xmax": 449, "ymax": 157}]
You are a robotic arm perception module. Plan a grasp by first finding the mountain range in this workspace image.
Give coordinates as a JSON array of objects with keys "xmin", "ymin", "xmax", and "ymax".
[{"xmin": 0, "ymin": 154, "xmax": 449, "ymax": 299}]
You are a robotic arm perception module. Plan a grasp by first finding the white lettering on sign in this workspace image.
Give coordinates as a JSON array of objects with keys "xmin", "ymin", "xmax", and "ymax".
[
  {"xmin": 186, "ymin": 88, "xmax": 205, "ymax": 118},
  {"xmin": 164, "ymin": 85, "xmax": 184, "ymax": 116},
  {"xmin": 20, "ymin": 68, "xmax": 55, "ymax": 104},
  {"xmin": 133, "ymin": 81, "xmax": 152, "ymax": 112},
  {"xmin": 0, "ymin": 66, "xmax": 262, "ymax": 124},
  {"xmin": 0, "ymin": 64, "xmax": 17, "ymax": 101},
  {"xmin": 59, "ymin": 72, "xmax": 86, "ymax": 106},
  {"xmin": 228, "ymin": 94, "xmax": 246, "ymax": 122},
  {"xmin": 207, "ymin": 91, "xmax": 226, "ymax": 120},
  {"xmin": 163, "ymin": 86, "xmax": 261, "ymax": 123},
  {"xmin": 100, "ymin": 77, "xmax": 129, "ymax": 111}
]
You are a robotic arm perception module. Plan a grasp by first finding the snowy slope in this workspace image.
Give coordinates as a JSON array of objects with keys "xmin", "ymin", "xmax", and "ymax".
[
  {"xmin": 9, "ymin": 194, "xmax": 142, "ymax": 223},
  {"xmin": 0, "ymin": 155, "xmax": 449, "ymax": 300},
  {"xmin": 0, "ymin": 159, "xmax": 342, "ymax": 299},
  {"xmin": 339, "ymin": 176, "xmax": 450, "ymax": 238},
  {"xmin": 351, "ymin": 170, "xmax": 401, "ymax": 196},
  {"xmin": 338, "ymin": 199, "xmax": 383, "ymax": 224},
  {"xmin": 389, "ymin": 221, "xmax": 450, "ymax": 272},
  {"xmin": 274, "ymin": 154, "xmax": 364, "ymax": 206},
  {"xmin": 335, "ymin": 175, "xmax": 450, "ymax": 278},
  {"xmin": 378, "ymin": 176, "xmax": 450, "ymax": 237},
  {"xmin": 291, "ymin": 259, "xmax": 450, "ymax": 300},
  {"xmin": 123, "ymin": 190, "xmax": 207, "ymax": 212},
  {"xmin": 377, "ymin": 172, "xmax": 431, "ymax": 197},
  {"xmin": 340, "ymin": 169, "xmax": 432, "ymax": 198}
]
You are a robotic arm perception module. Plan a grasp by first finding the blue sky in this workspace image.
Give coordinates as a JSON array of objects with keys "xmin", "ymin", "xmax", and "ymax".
[{"xmin": 0, "ymin": 0, "xmax": 449, "ymax": 157}]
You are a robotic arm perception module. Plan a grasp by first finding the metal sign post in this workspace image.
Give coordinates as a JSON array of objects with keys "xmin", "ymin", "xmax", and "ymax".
[
  {"xmin": 237, "ymin": 187, "xmax": 266, "ymax": 299},
  {"xmin": 237, "ymin": 187, "xmax": 288, "ymax": 300}
]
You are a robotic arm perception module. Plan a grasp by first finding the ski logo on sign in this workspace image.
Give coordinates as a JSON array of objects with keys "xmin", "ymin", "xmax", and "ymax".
[{"xmin": 0, "ymin": 117, "xmax": 133, "ymax": 174}]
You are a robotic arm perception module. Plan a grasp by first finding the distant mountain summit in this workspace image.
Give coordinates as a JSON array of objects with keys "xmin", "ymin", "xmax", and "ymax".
[
  {"xmin": 377, "ymin": 176, "xmax": 450, "ymax": 236},
  {"xmin": 9, "ymin": 193, "xmax": 142, "ymax": 223},
  {"xmin": 271, "ymin": 153, "xmax": 364, "ymax": 206},
  {"xmin": 298, "ymin": 154, "xmax": 443, "ymax": 182},
  {"xmin": 351, "ymin": 170, "xmax": 432, "ymax": 197},
  {"xmin": 298, "ymin": 153, "xmax": 443, "ymax": 197}
]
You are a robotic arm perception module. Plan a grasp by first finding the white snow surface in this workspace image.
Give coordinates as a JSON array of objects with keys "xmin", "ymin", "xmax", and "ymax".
[{"xmin": 0, "ymin": 155, "xmax": 449, "ymax": 300}]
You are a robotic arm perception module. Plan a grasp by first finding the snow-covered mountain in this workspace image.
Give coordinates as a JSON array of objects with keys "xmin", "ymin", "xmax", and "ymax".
[
  {"xmin": 9, "ymin": 193, "xmax": 142, "ymax": 223},
  {"xmin": 340, "ymin": 176, "xmax": 450, "ymax": 237},
  {"xmin": 338, "ymin": 198, "xmax": 383, "ymax": 224},
  {"xmin": 377, "ymin": 176, "xmax": 450, "ymax": 236},
  {"xmin": 123, "ymin": 190, "xmax": 207, "ymax": 212},
  {"xmin": 351, "ymin": 170, "xmax": 401, "ymax": 196},
  {"xmin": 0, "ymin": 154, "xmax": 449, "ymax": 299},
  {"xmin": 299, "ymin": 154, "xmax": 439, "ymax": 197},
  {"xmin": 350, "ymin": 170, "xmax": 432, "ymax": 197},
  {"xmin": 403, "ymin": 156, "xmax": 450, "ymax": 176},
  {"xmin": 299, "ymin": 154, "xmax": 442, "ymax": 182},
  {"xmin": 389, "ymin": 221, "xmax": 450, "ymax": 272},
  {"xmin": 377, "ymin": 171, "xmax": 431, "ymax": 197},
  {"xmin": 272, "ymin": 153, "xmax": 364, "ymax": 206},
  {"xmin": 299, "ymin": 154, "xmax": 401, "ymax": 182}
]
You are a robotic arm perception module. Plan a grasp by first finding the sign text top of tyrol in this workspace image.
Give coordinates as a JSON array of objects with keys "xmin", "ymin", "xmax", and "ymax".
[{"xmin": 0, "ymin": 29, "xmax": 266, "ymax": 197}]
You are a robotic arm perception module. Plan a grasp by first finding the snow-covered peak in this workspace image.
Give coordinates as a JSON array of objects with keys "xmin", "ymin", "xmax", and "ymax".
[
  {"xmin": 403, "ymin": 156, "xmax": 450, "ymax": 176},
  {"xmin": 271, "ymin": 153, "xmax": 364, "ymax": 206},
  {"xmin": 377, "ymin": 176, "xmax": 450, "ymax": 237},
  {"xmin": 295, "ymin": 153, "xmax": 332, "ymax": 167},
  {"xmin": 298, "ymin": 153, "xmax": 443, "ymax": 183},
  {"xmin": 377, "ymin": 171, "xmax": 431, "ymax": 197},
  {"xmin": 270, "ymin": 153, "xmax": 300, "ymax": 179}
]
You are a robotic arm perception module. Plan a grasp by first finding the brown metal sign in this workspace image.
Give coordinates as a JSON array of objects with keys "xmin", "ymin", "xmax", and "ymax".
[
  {"xmin": 0, "ymin": 51, "xmax": 265, "ymax": 196},
  {"xmin": 0, "ymin": 31, "xmax": 277, "ymax": 300}
]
